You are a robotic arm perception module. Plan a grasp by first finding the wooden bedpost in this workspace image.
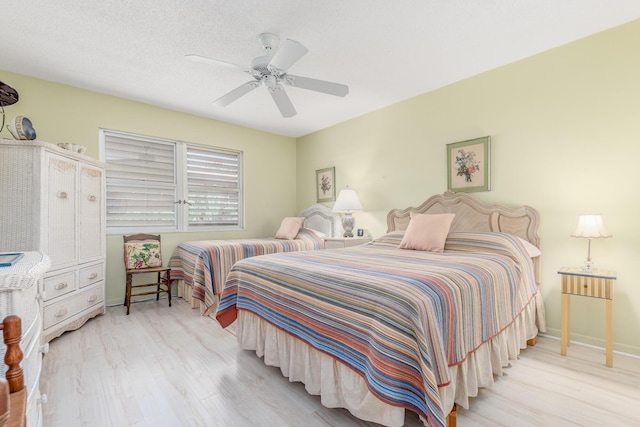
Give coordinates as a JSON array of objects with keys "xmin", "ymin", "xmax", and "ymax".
[
  {"xmin": 527, "ymin": 337, "xmax": 536, "ymax": 347},
  {"xmin": 1, "ymin": 315, "xmax": 23, "ymax": 393},
  {"xmin": 446, "ymin": 403, "xmax": 457, "ymax": 427}
]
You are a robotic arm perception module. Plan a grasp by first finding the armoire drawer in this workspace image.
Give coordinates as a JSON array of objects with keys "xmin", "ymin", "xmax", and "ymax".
[
  {"xmin": 43, "ymin": 283, "xmax": 105, "ymax": 329},
  {"xmin": 43, "ymin": 270, "xmax": 77, "ymax": 301},
  {"xmin": 79, "ymin": 262, "xmax": 104, "ymax": 288}
]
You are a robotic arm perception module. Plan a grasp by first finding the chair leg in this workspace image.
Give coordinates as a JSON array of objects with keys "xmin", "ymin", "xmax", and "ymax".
[
  {"xmin": 167, "ymin": 271, "xmax": 172, "ymax": 308},
  {"xmin": 125, "ymin": 273, "xmax": 132, "ymax": 315},
  {"xmin": 124, "ymin": 274, "xmax": 128, "ymax": 307},
  {"xmin": 156, "ymin": 272, "xmax": 161, "ymax": 301}
]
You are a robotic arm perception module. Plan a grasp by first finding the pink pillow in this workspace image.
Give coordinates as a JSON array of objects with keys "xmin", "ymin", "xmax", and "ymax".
[
  {"xmin": 275, "ymin": 217, "xmax": 305, "ymax": 240},
  {"xmin": 398, "ymin": 213, "xmax": 456, "ymax": 252}
]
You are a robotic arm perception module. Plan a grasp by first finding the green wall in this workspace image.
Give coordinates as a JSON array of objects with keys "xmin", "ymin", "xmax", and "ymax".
[
  {"xmin": 0, "ymin": 70, "xmax": 297, "ymax": 306},
  {"xmin": 297, "ymin": 19, "xmax": 640, "ymax": 356}
]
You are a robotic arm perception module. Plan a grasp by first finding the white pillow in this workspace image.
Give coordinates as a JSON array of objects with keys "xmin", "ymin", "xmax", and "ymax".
[
  {"xmin": 516, "ymin": 237, "xmax": 542, "ymax": 258},
  {"xmin": 275, "ymin": 217, "xmax": 305, "ymax": 240},
  {"xmin": 398, "ymin": 213, "xmax": 456, "ymax": 252}
]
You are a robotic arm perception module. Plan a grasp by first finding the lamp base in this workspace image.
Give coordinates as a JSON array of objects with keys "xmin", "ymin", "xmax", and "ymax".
[
  {"xmin": 582, "ymin": 239, "xmax": 594, "ymax": 273},
  {"xmin": 581, "ymin": 259, "xmax": 594, "ymax": 273},
  {"xmin": 341, "ymin": 213, "xmax": 355, "ymax": 238}
]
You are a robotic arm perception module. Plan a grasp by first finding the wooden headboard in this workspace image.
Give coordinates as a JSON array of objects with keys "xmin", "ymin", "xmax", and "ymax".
[
  {"xmin": 387, "ymin": 192, "xmax": 541, "ymax": 284},
  {"xmin": 299, "ymin": 204, "xmax": 341, "ymax": 238}
]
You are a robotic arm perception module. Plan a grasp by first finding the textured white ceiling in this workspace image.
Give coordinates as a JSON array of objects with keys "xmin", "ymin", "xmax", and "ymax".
[{"xmin": 2, "ymin": 1, "xmax": 640, "ymax": 138}]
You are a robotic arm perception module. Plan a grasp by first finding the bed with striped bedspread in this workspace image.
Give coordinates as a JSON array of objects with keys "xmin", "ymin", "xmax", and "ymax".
[
  {"xmin": 168, "ymin": 228, "xmax": 324, "ymax": 314},
  {"xmin": 216, "ymin": 231, "xmax": 538, "ymax": 427}
]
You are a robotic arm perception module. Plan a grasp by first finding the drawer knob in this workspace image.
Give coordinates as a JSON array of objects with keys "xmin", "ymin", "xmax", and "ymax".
[
  {"xmin": 584, "ymin": 284, "xmax": 588, "ymax": 289},
  {"xmin": 88, "ymin": 294, "xmax": 98, "ymax": 303},
  {"xmin": 39, "ymin": 343, "xmax": 50, "ymax": 354},
  {"xmin": 88, "ymin": 272, "xmax": 98, "ymax": 280},
  {"xmin": 57, "ymin": 191, "xmax": 68, "ymax": 199},
  {"xmin": 55, "ymin": 282, "xmax": 68, "ymax": 290},
  {"xmin": 55, "ymin": 308, "xmax": 68, "ymax": 317},
  {"xmin": 88, "ymin": 195, "xmax": 97, "ymax": 202}
]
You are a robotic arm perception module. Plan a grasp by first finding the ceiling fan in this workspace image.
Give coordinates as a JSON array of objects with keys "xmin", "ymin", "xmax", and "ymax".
[{"xmin": 186, "ymin": 33, "xmax": 349, "ymax": 118}]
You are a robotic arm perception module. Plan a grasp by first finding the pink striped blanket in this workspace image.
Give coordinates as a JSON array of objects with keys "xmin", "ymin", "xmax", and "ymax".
[
  {"xmin": 168, "ymin": 228, "xmax": 324, "ymax": 313},
  {"xmin": 216, "ymin": 231, "xmax": 538, "ymax": 427}
]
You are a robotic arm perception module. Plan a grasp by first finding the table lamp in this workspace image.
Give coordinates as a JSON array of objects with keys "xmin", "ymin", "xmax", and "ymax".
[
  {"xmin": 571, "ymin": 214, "xmax": 611, "ymax": 272},
  {"xmin": 332, "ymin": 186, "xmax": 362, "ymax": 237}
]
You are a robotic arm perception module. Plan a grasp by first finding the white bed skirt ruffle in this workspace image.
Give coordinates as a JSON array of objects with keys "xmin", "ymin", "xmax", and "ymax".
[
  {"xmin": 236, "ymin": 297, "xmax": 541, "ymax": 427},
  {"xmin": 177, "ymin": 280, "xmax": 220, "ymax": 315}
]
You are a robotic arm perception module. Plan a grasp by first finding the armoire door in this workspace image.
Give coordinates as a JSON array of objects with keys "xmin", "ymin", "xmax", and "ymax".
[{"xmin": 45, "ymin": 152, "xmax": 78, "ymax": 268}]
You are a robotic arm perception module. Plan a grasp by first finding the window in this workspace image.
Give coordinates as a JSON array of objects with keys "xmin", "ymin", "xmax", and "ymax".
[{"xmin": 101, "ymin": 130, "xmax": 243, "ymax": 234}]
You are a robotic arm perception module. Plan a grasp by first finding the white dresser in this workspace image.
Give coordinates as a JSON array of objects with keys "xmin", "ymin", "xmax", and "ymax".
[
  {"xmin": 0, "ymin": 251, "xmax": 51, "ymax": 427},
  {"xmin": 0, "ymin": 139, "xmax": 106, "ymax": 343}
]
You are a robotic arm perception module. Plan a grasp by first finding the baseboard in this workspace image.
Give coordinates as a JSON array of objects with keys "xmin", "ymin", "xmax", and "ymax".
[{"xmin": 539, "ymin": 332, "xmax": 640, "ymax": 360}]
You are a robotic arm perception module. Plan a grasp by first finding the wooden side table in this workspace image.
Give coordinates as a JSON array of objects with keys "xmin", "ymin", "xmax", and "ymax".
[
  {"xmin": 324, "ymin": 237, "xmax": 371, "ymax": 249},
  {"xmin": 558, "ymin": 267, "xmax": 617, "ymax": 367}
]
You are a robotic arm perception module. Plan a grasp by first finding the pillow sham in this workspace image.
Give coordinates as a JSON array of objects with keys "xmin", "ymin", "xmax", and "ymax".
[
  {"xmin": 275, "ymin": 217, "xmax": 305, "ymax": 240},
  {"xmin": 516, "ymin": 236, "xmax": 542, "ymax": 258},
  {"xmin": 398, "ymin": 213, "xmax": 456, "ymax": 252}
]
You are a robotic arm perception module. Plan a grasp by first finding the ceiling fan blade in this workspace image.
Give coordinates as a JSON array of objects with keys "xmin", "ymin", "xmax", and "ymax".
[
  {"xmin": 269, "ymin": 85, "xmax": 297, "ymax": 118},
  {"xmin": 185, "ymin": 54, "xmax": 250, "ymax": 72},
  {"xmin": 283, "ymin": 74, "xmax": 349, "ymax": 97},
  {"xmin": 268, "ymin": 39, "xmax": 308, "ymax": 73},
  {"xmin": 213, "ymin": 81, "xmax": 259, "ymax": 107}
]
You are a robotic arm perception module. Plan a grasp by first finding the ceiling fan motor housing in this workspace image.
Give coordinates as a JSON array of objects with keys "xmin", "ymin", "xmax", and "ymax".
[{"xmin": 251, "ymin": 56, "xmax": 274, "ymax": 78}]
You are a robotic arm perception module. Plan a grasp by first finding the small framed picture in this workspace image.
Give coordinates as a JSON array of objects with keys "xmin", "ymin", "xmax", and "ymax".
[
  {"xmin": 316, "ymin": 167, "xmax": 336, "ymax": 202},
  {"xmin": 446, "ymin": 136, "xmax": 491, "ymax": 193}
]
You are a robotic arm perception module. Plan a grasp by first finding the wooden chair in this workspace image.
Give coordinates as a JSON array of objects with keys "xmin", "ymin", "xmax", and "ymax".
[
  {"xmin": 123, "ymin": 234, "xmax": 172, "ymax": 315},
  {"xmin": 0, "ymin": 315, "xmax": 25, "ymax": 427}
]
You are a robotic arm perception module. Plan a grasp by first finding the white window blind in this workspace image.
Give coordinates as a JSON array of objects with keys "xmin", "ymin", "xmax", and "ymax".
[
  {"xmin": 186, "ymin": 146, "xmax": 241, "ymax": 228},
  {"xmin": 101, "ymin": 130, "xmax": 243, "ymax": 233}
]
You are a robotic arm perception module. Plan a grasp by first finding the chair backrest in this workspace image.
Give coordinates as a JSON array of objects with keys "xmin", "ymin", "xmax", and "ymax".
[{"xmin": 123, "ymin": 234, "xmax": 163, "ymax": 270}]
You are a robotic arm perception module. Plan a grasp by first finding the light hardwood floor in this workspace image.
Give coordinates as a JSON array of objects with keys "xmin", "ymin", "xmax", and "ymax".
[{"xmin": 41, "ymin": 299, "xmax": 640, "ymax": 426}]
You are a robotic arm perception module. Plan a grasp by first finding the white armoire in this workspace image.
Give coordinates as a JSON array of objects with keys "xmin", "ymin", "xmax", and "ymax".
[{"xmin": 0, "ymin": 139, "xmax": 106, "ymax": 343}]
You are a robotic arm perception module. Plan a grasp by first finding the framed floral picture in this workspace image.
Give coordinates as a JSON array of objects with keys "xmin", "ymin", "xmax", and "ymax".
[
  {"xmin": 316, "ymin": 167, "xmax": 336, "ymax": 202},
  {"xmin": 447, "ymin": 136, "xmax": 491, "ymax": 193}
]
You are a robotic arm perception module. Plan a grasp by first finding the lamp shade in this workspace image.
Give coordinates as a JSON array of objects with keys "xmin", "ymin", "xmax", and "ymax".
[
  {"xmin": 571, "ymin": 214, "xmax": 612, "ymax": 238},
  {"xmin": 332, "ymin": 188, "xmax": 363, "ymax": 213}
]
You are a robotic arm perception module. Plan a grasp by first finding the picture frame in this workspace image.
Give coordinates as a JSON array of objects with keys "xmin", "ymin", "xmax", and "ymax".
[
  {"xmin": 316, "ymin": 167, "xmax": 336, "ymax": 203},
  {"xmin": 447, "ymin": 136, "xmax": 491, "ymax": 193}
]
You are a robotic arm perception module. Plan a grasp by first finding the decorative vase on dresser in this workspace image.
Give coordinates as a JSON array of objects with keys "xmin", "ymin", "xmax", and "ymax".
[
  {"xmin": 0, "ymin": 139, "xmax": 106, "ymax": 343},
  {"xmin": 0, "ymin": 251, "xmax": 51, "ymax": 427}
]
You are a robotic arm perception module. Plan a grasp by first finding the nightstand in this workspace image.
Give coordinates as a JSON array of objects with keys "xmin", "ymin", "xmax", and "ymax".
[
  {"xmin": 558, "ymin": 267, "xmax": 617, "ymax": 367},
  {"xmin": 324, "ymin": 237, "xmax": 371, "ymax": 249}
]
